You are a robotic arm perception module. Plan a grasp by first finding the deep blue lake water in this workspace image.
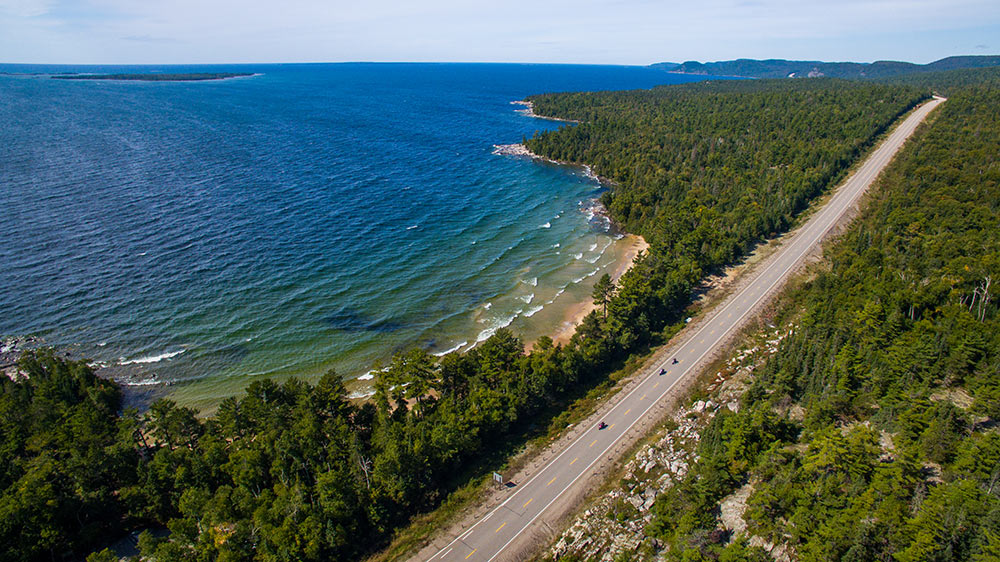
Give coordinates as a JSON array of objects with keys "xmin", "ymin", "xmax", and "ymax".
[{"xmin": 0, "ymin": 63, "xmax": 714, "ymax": 409}]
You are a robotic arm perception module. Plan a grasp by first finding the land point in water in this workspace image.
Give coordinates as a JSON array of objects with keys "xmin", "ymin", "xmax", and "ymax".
[{"xmin": 0, "ymin": 63, "xmax": 718, "ymax": 412}]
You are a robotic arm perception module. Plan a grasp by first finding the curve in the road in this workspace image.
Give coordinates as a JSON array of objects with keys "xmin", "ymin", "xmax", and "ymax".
[{"xmin": 426, "ymin": 96, "xmax": 944, "ymax": 562}]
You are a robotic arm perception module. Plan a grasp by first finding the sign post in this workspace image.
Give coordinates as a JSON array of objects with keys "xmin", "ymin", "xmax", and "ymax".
[{"xmin": 492, "ymin": 472, "xmax": 503, "ymax": 488}]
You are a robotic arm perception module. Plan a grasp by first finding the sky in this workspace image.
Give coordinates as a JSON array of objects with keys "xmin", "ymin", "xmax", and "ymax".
[{"xmin": 1, "ymin": 0, "xmax": 998, "ymax": 65}]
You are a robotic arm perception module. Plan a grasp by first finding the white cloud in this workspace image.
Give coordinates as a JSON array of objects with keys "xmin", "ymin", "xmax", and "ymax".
[
  {"xmin": 0, "ymin": 0, "xmax": 53, "ymax": 17},
  {"xmin": 1, "ymin": 0, "xmax": 998, "ymax": 63}
]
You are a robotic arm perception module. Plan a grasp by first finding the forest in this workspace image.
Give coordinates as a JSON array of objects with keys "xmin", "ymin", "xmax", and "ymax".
[
  {"xmin": 0, "ymin": 75, "xmax": 981, "ymax": 561},
  {"xmin": 644, "ymin": 84, "xmax": 1000, "ymax": 560},
  {"xmin": 650, "ymin": 55, "xmax": 1000, "ymax": 80}
]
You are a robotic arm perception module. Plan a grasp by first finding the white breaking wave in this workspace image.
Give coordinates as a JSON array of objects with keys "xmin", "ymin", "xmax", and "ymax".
[
  {"xmin": 120, "ymin": 349, "xmax": 185, "ymax": 365},
  {"xmin": 358, "ymin": 366, "xmax": 390, "ymax": 381},
  {"xmin": 574, "ymin": 253, "xmax": 583, "ymax": 260},
  {"xmin": 540, "ymin": 222, "xmax": 551, "ymax": 229},
  {"xmin": 483, "ymin": 302, "xmax": 492, "ymax": 310},
  {"xmin": 433, "ymin": 341, "xmax": 468, "ymax": 357},
  {"xmin": 406, "ymin": 224, "xmax": 418, "ymax": 230},
  {"xmin": 123, "ymin": 378, "xmax": 164, "ymax": 387},
  {"xmin": 519, "ymin": 293, "xmax": 535, "ymax": 304},
  {"xmin": 523, "ymin": 305, "xmax": 544, "ymax": 317},
  {"xmin": 476, "ymin": 312, "xmax": 520, "ymax": 342},
  {"xmin": 589, "ymin": 243, "xmax": 598, "ymax": 252},
  {"xmin": 553, "ymin": 243, "xmax": 560, "ymax": 248}
]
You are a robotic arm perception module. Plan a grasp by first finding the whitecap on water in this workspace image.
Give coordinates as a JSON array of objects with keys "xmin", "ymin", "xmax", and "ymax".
[
  {"xmin": 119, "ymin": 348, "xmax": 185, "ymax": 366},
  {"xmin": 540, "ymin": 222, "xmax": 551, "ymax": 229},
  {"xmin": 433, "ymin": 341, "xmax": 468, "ymax": 357}
]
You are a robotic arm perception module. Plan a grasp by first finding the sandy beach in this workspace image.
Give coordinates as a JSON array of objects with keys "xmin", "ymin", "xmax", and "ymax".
[{"xmin": 545, "ymin": 233, "xmax": 648, "ymax": 348}]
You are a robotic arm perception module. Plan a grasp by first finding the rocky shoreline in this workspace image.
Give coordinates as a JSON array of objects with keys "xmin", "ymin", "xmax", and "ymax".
[
  {"xmin": 1, "ymin": 335, "xmax": 169, "ymax": 409},
  {"xmin": 510, "ymin": 99, "xmax": 580, "ymax": 123}
]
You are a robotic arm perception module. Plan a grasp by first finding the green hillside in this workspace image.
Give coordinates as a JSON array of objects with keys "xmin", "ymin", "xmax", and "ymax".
[{"xmin": 651, "ymin": 55, "xmax": 1000, "ymax": 79}]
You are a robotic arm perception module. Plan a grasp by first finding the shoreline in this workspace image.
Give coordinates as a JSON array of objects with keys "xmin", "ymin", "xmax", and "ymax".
[
  {"xmin": 510, "ymin": 100, "xmax": 580, "ymax": 124},
  {"xmin": 6, "ymin": 98, "xmax": 637, "ymax": 413},
  {"xmin": 544, "ymin": 233, "xmax": 648, "ymax": 348}
]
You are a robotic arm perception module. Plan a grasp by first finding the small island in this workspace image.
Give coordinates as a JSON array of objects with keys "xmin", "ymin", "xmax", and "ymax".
[{"xmin": 52, "ymin": 72, "xmax": 254, "ymax": 81}]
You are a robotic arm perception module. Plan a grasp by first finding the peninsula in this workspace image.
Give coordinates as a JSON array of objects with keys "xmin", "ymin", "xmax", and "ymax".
[{"xmin": 52, "ymin": 72, "xmax": 254, "ymax": 81}]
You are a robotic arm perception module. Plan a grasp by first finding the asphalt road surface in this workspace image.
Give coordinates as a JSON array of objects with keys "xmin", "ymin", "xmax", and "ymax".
[{"xmin": 426, "ymin": 96, "xmax": 944, "ymax": 562}]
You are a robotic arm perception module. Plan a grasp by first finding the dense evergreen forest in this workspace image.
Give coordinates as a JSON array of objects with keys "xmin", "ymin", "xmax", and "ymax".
[
  {"xmin": 644, "ymin": 85, "xmax": 1000, "ymax": 560},
  {"xmin": 0, "ymin": 76, "xmax": 980, "ymax": 561},
  {"xmin": 526, "ymin": 80, "xmax": 926, "ymax": 341}
]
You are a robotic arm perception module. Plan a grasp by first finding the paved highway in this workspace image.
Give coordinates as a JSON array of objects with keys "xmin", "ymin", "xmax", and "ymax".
[{"xmin": 426, "ymin": 96, "xmax": 944, "ymax": 562}]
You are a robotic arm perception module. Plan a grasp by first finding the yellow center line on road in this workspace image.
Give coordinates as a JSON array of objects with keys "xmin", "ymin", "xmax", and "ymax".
[
  {"xmin": 624, "ymin": 408, "xmax": 631, "ymax": 416},
  {"xmin": 496, "ymin": 522, "xmax": 506, "ymax": 533},
  {"xmin": 728, "ymin": 312, "xmax": 733, "ymax": 318},
  {"xmin": 700, "ymin": 338, "xmax": 705, "ymax": 343},
  {"xmin": 466, "ymin": 548, "xmax": 477, "ymax": 559},
  {"xmin": 653, "ymin": 381, "xmax": 659, "ymax": 388},
  {"xmin": 523, "ymin": 498, "xmax": 533, "ymax": 508},
  {"xmin": 710, "ymin": 330, "xmax": 716, "ymax": 335},
  {"xmin": 641, "ymin": 393, "xmax": 647, "ymax": 400},
  {"xmin": 547, "ymin": 477, "xmax": 557, "ymax": 486},
  {"xmin": 590, "ymin": 439, "xmax": 598, "ymax": 447},
  {"xmin": 609, "ymin": 424, "xmax": 615, "ymax": 429},
  {"xmin": 570, "ymin": 457, "xmax": 578, "ymax": 465}
]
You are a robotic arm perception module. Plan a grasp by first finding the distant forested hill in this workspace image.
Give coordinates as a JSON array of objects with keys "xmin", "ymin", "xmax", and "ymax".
[{"xmin": 651, "ymin": 55, "xmax": 1000, "ymax": 79}]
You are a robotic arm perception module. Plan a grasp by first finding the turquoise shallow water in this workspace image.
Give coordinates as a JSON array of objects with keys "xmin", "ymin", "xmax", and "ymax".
[{"xmin": 0, "ymin": 63, "xmax": 714, "ymax": 410}]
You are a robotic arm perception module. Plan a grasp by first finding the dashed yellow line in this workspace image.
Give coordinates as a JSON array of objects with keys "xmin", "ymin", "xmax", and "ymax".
[
  {"xmin": 523, "ymin": 498, "xmax": 533, "ymax": 508},
  {"xmin": 466, "ymin": 548, "xmax": 477, "ymax": 559},
  {"xmin": 624, "ymin": 408, "xmax": 631, "ymax": 416},
  {"xmin": 590, "ymin": 439, "xmax": 598, "ymax": 447},
  {"xmin": 710, "ymin": 330, "xmax": 716, "ymax": 335},
  {"xmin": 496, "ymin": 522, "xmax": 506, "ymax": 533},
  {"xmin": 728, "ymin": 312, "xmax": 733, "ymax": 318},
  {"xmin": 653, "ymin": 381, "xmax": 659, "ymax": 388},
  {"xmin": 640, "ymin": 393, "xmax": 647, "ymax": 400},
  {"xmin": 570, "ymin": 457, "xmax": 578, "ymax": 465},
  {"xmin": 547, "ymin": 476, "xmax": 557, "ymax": 486},
  {"xmin": 609, "ymin": 423, "xmax": 615, "ymax": 429},
  {"xmin": 700, "ymin": 338, "xmax": 705, "ymax": 344}
]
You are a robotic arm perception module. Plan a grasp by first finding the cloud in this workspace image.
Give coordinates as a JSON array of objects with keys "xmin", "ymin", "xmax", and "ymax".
[
  {"xmin": 1, "ymin": 0, "xmax": 999, "ymax": 63},
  {"xmin": 122, "ymin": 35, "xmax": 178, "ymax": 43},
  {"xmin": 0, "ymin": 0, "xmax": 53, "ymax": 17}
]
